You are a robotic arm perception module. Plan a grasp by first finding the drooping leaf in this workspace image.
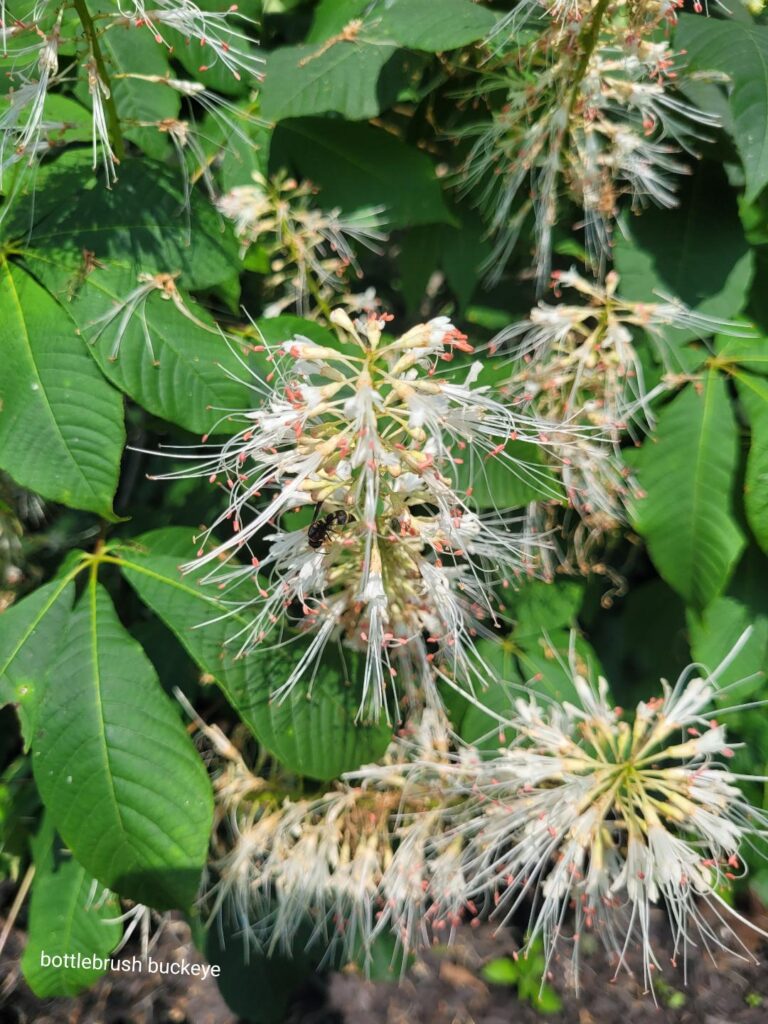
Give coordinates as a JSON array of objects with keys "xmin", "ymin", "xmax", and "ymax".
[
  {"xmin": 271, "ymin": 118, "xmax": 454, "ymax": 227},
  {"xmin": 677, "ymin": 15, "xmax": 768, "ymax": 203},
  {"xmin": 0, "ymin": 578, "xmax": 75, "ymax": 746},
  {"xmin": 23, "ymin": 252, "xmax": 253, "ymax": 435},
  {"xmin": 0, "ymin": 261, "xmax": 124, "ymax": 518},
  {"xmin": 452, "ymin": 632, "xmax": 597, "ymax": 752},
  {"xmin": 118, "ymin": 528, "xmax": 392, "ymax": 779},
  {"xmin": 514, "ymin": 632, "xmax": 598, "ymax": 706},
  {"xmin": 32, "ymin": 582, "xmax": 213, "ymax": 910},
  {"xmin": 458, "ymin": 642, "xmax": 521, "ymax": 750},
  {"xmin": 632, "ymin": 373, "xmax": 746, "ymax": 609},
  {"xmin": 21, "ymin": 819, "xmax": 123, "ymax": 998},
  {"xmin": 455, "ymin": 439, "xmax": 564, "ymax": 510},
  {"xmin": 398, "ymin": 215, "xmax": 492, "ymax": 312},
  {"xmin": 306, "ymin": 0, "xmax": 372, "ymax": 41},
  {"xmin": 454, "ymin": 586, "xmax": 588, "ymax": 749}
]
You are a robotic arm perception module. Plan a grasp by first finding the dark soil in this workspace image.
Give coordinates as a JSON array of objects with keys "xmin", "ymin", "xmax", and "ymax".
[
  {"xmin": 2, "ymin": 908, "xmax": 767, "ymax": 1024},
  {"xmin": 0, "ymin": 917, "xmax": 237, "ymax": 1024},
  {"xmin": 326, "ymin": 921, "xmax": 768, "ymax": 1024}
]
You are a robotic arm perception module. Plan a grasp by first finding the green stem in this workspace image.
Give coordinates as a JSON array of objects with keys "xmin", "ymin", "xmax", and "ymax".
[
  {"xmin": 568, "ymin": 0, "xmax": 612, "ymax": 117},
  {"xmin": 72, "ymin": 0, "xmax": 125, "ymax": 162},
  {"xmin": 288, "ymin": 236, "xmax": 334, "ymax": 321}
]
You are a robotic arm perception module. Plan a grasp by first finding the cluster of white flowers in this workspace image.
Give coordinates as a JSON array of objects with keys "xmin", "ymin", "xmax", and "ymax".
[
  {"xmin": 488, "ymin": 267, "xmax": 735, "ymax": 532},
  {"xmin": 460, "ymin": 0, "xmax": 719, "ymax": 286},
  {"xmin": 189, "ymin": 706, "xmax": 473, "ymax": 962},
  {"xmin": 119, "ymin": 0, "xmax": 261, "ymax": 81},
  {"xmin": 188, "ymin": 640, "xmax": 767, "ymax": 992},
  {"xmin": 447, "ymin": 634, "xmax": 768, "ymax": 992},
  {"xmin": 0, "ymin": 6, "xmax": 64, "ymax": 191},
  {"xmin": 164, "ymin": 310, "xmax": 593, "ymax": 720},
  {"xmin": 217, "ymin": 172, "xmax": 387, "ymax": 318}
]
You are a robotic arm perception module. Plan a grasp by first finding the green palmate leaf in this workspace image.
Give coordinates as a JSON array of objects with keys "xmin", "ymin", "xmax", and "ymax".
[
  {"xmin": 12, "ymin": 159, "xmax": 237, "ymax": 291},
  {"xmin": 715, "ymin": 329, "xmax": 768, "ymax": 374},
  {"xmin": 32, "ymin": 581, "xmax": 213, "ymax": 910},
  {"xmin": 23, "ymin": 253, "xmax": 253, "ymax": 436},
  {"xmin": 271, "ymin": 118, "xmax": 454, "ymax": 227},
  {"xmin": 510, "ymin": 579, "xmax": 584, "ymax": 640},
  {"xmin": 0, "ymin": 261, "xmax": 124, "ymax": 518},
  {"xmin": 398, "ymin": 216, "xmax": 492, "ymax": 312},
  {"xmin": 677, "ymin": 15, "xmax": 768, "ymax": 203},
  {"xmin": 735, "ymin": 370, "xmax": 768, "ymax": 554},
  {"xmin": 118, "ymin": 528, "xmax": 392, "ymax": 779},
  {"xmin": 632, "ymin": 373, "xmax": 746, "ymax": 609},
  {"xmin": 21, "ymin": 820, "xmax": 123, "ymax": 998},
  {"xmin": 242, "ymin": 649, "xmax": 393, "ymax": 777},
  {"xmin": 308, "ymin": 0, "xmax": 496, "ymax": 49},
  {"xmin": 687, "ymin": 596, "xmax": 768, "ymax": 703},
  {"xmin": 261, "ymin": 38, "xmax": 400, "ymax": 122},
  {"xmin": 0, "ymin": 578, "xmax": 75, "ymax": 746},
  {"xmin": 614, "ymin": 162, "xmax": 753, "ymax": 330},
  {"xmin": 374, "ymin": 0, "xmax": 496, "ymax": 50}
]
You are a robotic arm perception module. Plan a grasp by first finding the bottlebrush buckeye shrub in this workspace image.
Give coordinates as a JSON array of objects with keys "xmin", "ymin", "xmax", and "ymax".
[{"xmin": 1, "ymin": 0, "xmax": 768, "ymax": 1019}]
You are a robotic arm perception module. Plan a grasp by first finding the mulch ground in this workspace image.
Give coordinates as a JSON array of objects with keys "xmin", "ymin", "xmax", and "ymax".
[
  {"xmin": 2, "ymin": 903, "xmax": 767, "ymax": 1024},
  {"xmin": 326, "ymin": 922, "xmax": 768, "ymax": 1024}
]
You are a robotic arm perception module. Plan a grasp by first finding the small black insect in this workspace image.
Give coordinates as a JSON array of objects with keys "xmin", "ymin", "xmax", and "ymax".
[{"xmin": 307, "ymin": 508, "xmax": 355, "ymax": 549}]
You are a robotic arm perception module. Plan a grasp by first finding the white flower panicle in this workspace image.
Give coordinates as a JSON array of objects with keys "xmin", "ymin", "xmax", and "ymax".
[
  {"xmin": 119, "ymin": 0, "xmax": 261, "ymax": 81},
  {"xmin": 190, "ymin": 642, "xmax": 767, "ymax": 990},
  {"xmin": 116, "ymin": 73, "xmax": 264, "ymax": 203},
  {"xmin": 197, "ymin": 709, "xmax": 471, "ymax": 961},
  {"xmin": 451, "ymin": 636, "xmax": 768, "ymax": 992},
  {"xmin": 461, "ymin": 0, "xmax": 719, "ymax": 286},
  {"xmin": 491, "ymin": 268, "xmax": 742, "ymax": 530},
  {"xmin": 164, "ymin": 310, "xmax": 584, "ymax": 720},
  {"xmin": 217, "ymin": 172, "xmax": 387, "ymax": 318},
  {"xmin": 0, "ymin": 8, "xmax": 63, "ymax": 189}
]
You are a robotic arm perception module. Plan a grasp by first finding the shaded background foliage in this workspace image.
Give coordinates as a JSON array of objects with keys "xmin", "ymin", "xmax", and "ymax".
[{"xmin": 2, "ymin": 0, "xmax": 768, "ymax": 1020}]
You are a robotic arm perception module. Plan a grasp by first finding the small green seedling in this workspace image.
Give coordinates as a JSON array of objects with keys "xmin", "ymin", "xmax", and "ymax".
[{"xmin": 482, "ymin": 945, "xmax": 563, "ymax": 1014}]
